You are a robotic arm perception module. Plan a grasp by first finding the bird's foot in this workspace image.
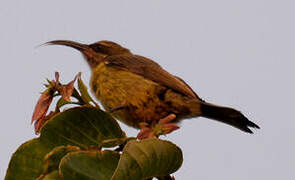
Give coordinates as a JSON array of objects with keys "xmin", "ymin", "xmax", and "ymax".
[{"xmin": 137, "ymin": 114, "xmax": 179, "ymax": 140}]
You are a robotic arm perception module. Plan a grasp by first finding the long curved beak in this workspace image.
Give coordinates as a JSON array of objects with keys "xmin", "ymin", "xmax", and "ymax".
[
  {"xmin": 45, "ymin": 40, "xmax": 89, "ymax": 52},
  {"xmin": 45, "ymin": 40, "xmax": 104, "ymax": 69}
]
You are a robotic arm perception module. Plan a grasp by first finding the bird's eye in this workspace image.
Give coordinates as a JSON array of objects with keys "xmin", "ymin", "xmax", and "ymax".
[{"xmin": 90, "ymin": 44, "xmax": 103, "ymax": 52}]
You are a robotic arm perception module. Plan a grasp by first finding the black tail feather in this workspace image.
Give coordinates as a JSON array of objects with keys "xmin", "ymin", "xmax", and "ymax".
[{"xmin": 200, "ymin": 103, "xmax": 260, "ymax": 133}]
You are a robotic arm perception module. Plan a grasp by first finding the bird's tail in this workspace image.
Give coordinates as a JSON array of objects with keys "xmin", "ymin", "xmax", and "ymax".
[{"xmin": 200, "ymin": 102, "xmax": 260, "ymax": 133}]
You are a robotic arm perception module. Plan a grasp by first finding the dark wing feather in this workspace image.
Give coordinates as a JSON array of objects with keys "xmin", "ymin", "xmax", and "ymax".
[{"xmin": 104, "ymin": 54, "xmax": 200, "ymax": 100}]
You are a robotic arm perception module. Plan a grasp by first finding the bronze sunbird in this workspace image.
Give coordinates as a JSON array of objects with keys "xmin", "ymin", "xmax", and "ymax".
[{"xmin": 46, "ymin": 40, "xmax": 259, "ymax": 138}]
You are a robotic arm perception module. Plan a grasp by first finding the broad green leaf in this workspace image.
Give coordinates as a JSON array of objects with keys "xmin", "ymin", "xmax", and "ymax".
[
  {"xmin": 5, "ymin": 138, "xmax": 52, "ymax": 180},
  {"xmin": 43, "ymin": 145, "xmax": 80, "ymax": 175},
  {"xmin": 40, "ymin": 106, "xmax": 126, "ymax": 148},
  {"xmin": 60, "ymin": 150, "xmax": 120, "ymax": 180},
  {"xmin": 6, "ymin": 107, "xmax": 125, "ymax": 179},
  {"xmin": 111, "ymin": 138, "xmax": 183, "ymax": 180}
]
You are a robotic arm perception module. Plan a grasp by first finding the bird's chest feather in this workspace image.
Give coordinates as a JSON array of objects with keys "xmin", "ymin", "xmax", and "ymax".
[{"xmin": 90, "ymin": 63, "xmax": 171, "ymax": 127}]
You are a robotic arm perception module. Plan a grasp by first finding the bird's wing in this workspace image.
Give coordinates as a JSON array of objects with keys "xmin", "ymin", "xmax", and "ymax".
[
  {"xmin": 173, "ymin": 76, "xmax": 204, "ymax": 101},
  {"xmin": 104, "ymin": 54, "xmax": 200, "ymax": 100}
]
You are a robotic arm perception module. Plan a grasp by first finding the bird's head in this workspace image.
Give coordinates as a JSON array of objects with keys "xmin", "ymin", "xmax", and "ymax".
[{"xmin": 45, "ymin": 40, "xmax": 131, "ymax": 69}]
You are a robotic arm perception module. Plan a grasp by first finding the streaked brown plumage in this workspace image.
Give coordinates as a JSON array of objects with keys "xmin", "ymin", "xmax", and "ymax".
[{"xmin": 46, "ymin": 40, "xmax": 260, "ymax": 134}]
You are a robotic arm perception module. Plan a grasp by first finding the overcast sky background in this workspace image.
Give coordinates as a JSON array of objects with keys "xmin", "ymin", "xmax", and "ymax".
[{"xmin": 1, "ymin": 0, "xmax": 294, "ymax": 179}]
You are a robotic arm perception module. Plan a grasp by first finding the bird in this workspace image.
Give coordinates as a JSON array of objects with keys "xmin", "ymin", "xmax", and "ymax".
[{"xmin": 45, "ymin": 40, "xmax": 260, "ymax": 138}]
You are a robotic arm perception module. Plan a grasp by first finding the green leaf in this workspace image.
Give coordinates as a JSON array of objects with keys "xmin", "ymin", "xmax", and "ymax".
[
  {"xmin": 55, "ymin": 97, "xmax": 81, "ymax": 112},
  {"xmin": 5, "ymin": 138, "xmax": 52, "ymax": 180},
  {"xmin": 71, "ymin": 88, "xmax": 86, "ymax": 104},
  {"xmin": 40, "ymin": 106, "xmax": 126, "ymax": 148},
  {"xmin": 77, "ymin": 73, "xmax": 99, "ymax": 107},
  {"xmin": 39, "ymin": 171, "xmax": 60, "ymax": 180},
  {"xmin": 6, "ymin": 107, "xmax": 125, "ymax": 179},
  {"xmin": 56, "ymin": 97, "xmax": 71, "ymax": 110},
  {"xmin": 60, "ymin": 150, "xmax": 120, "ymax": 180},
  {"xmin": 43, "ymin": 145, "xmax": 80, "ymax": 175},
  {"xmin": 111, "ymin": 138, "xmax": 183, "ymax": 180}
]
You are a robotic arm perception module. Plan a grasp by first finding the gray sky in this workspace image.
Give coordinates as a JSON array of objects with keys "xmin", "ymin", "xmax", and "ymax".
[{"xmin": 1, "ymin": 0, "xmax": 294, "ymax": 179}]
